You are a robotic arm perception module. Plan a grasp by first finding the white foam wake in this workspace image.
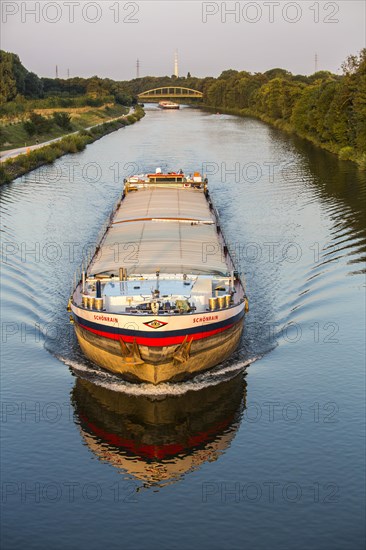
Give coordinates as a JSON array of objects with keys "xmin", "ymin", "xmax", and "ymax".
[{"xmin": 56, "ymin": 354, "xmax": 261, "ymax": 397}]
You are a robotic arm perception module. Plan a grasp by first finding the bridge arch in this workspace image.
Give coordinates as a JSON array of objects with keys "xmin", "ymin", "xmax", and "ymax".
[{"xmin": 138, "ymin": 87, "xmax": 203, "ymax": 100}]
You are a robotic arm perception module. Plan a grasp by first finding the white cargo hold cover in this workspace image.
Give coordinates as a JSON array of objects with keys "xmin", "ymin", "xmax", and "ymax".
[
  {"xmin": 90, "ymin": 188, "xmax": 228, "ymax": 276},
  {"xmin": 113, "ymin": 187, "xmax": 212, "ymax": 223}
]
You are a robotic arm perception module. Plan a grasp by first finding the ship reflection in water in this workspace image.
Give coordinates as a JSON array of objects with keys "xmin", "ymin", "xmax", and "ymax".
[{"xmin": 72, "ymin": 374, "xmax": 247, "ymax": 487}]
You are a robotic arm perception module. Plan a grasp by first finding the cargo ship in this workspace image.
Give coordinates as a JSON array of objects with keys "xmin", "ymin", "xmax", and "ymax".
[
  {"xmin": 69, "ymin": 169, "xmax": 248, "ymax": 384},
  {"xmin": 158, "ymin": 100, "xmax": 180, "ymax": 109}
]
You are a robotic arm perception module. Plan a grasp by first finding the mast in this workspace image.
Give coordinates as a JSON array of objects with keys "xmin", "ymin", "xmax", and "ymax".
[{"xmin": 174, "ymin": 50, "xmax": 179, "ymax": 77}]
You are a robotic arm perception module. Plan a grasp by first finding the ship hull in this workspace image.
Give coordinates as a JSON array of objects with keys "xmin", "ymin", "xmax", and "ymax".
[
  {"xmin": 73, "ymin": 317, "xmax": 243, "ymax": 384},
  {"xmin": 70, "ymin": 175, "xmax": 247, "ymax": 385},
  {"xmin": 158, "ymin": 101, "xmax": 180, "ymax": 109}
]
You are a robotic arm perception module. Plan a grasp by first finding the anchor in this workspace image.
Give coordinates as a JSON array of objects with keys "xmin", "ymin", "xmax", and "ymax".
[
  {"xmin": 173, "ymin": 335, "xmax": 193, "ymax": 365},
  {"xmin": 119, "ymin": 338, "xmax": 144, "ymax": 366}
]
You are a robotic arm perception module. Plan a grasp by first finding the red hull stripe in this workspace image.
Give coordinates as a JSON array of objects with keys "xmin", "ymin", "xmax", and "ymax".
[{"xmin": 77, "ymin": 320, "xmax": 239, "ymax": 346}]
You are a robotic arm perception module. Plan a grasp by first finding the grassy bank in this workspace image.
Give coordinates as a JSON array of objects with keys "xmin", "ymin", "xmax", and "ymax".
[
  {"xmin": 0, "ymin": 107, "xmax": 145, "ymax": 185},
  {"xmin": 202, "ymin": 104, "xmax": 366, "ymax": 168},
  {"xmin": 0, "ymin": 103, "xmax": 128, "ymax": 150}
]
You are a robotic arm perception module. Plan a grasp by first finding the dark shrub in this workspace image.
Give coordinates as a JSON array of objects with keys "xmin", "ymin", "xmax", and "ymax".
[{"xmin": 52, "ymin": 111, "xmax": 72, "ymax": 130}]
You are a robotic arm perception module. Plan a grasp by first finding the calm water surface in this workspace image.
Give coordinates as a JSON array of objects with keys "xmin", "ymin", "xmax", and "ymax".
[{"xmin": 1, "ymin": 105, "xmax": 365, "ymax": 549}]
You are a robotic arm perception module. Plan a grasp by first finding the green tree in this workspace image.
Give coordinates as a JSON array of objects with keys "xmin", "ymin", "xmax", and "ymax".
[
  {"xmin": 24, "ymin": 72, "xmax": 43, "ymax": 98},
  {"xmin": 24, "ymin": 112, "xmax": 52, "ymax": 135},
  {"xmin": 52, "ymin": 111, "xmax": 72, "ymax": 130},
  {"xmin": 0, "ymin": 51, "xmax": 18, "ymax": 102}
]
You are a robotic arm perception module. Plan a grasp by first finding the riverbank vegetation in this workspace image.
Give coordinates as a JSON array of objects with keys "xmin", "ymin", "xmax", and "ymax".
[
  {"xmin": 1, "ymin": 49, "xmax": 365, "ymax": 167},
  {"xmin": 0, "ymin": 102, "xmax": 128, "ymax": 150},
  {"xmin": 122, "ymin": 50, "xmax": 366, "ymax": 167},
  {"xmin": 0, "ymin": 106, "xmax": 145, "ymax": 184},
  {"xmin": 0, "ymin": 50, "xmax": 133, "ymax": 150},
  {"xmin": 0, "ymin": 51, "xmax": 135, "ymax": 107},
  {"xmin": 201, "ymin": 50, "xmax": 366, "ymax": 167}
]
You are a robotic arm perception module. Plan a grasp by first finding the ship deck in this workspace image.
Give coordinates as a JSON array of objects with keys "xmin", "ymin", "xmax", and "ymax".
[{"xmin": 89, "ymin": 187, "xmax": 229, "ymax": 277}]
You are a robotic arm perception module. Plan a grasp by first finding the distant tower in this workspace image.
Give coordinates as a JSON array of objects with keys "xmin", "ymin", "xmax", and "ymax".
[
  {"xmin": 67, "ymin": 68, "xmax": 70, "ymax": 79},
  {"xmin": 56, "ymin": 65, "xmax": 58, "ymax": 78},
  {"xmin": 174, "ymin": 50, "xmax": 179, "ymax": 77},
  {"xmin": 314, "ymin": 53, "xmax": 318, "ymax": 73},
  {"xmin": 136, "ymin": 58, "xmax": 140, "ymax": 79}
]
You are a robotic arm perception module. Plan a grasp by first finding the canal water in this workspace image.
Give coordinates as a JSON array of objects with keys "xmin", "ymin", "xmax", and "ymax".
[{"xmin": 1, "ymin": 105, "xmax": 365, "ymax": 549}]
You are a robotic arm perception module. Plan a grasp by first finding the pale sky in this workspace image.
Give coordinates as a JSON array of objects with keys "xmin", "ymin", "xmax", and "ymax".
[{"xmin": 1, "ymin": 1, "xmax": 365, "ymax": 79}]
